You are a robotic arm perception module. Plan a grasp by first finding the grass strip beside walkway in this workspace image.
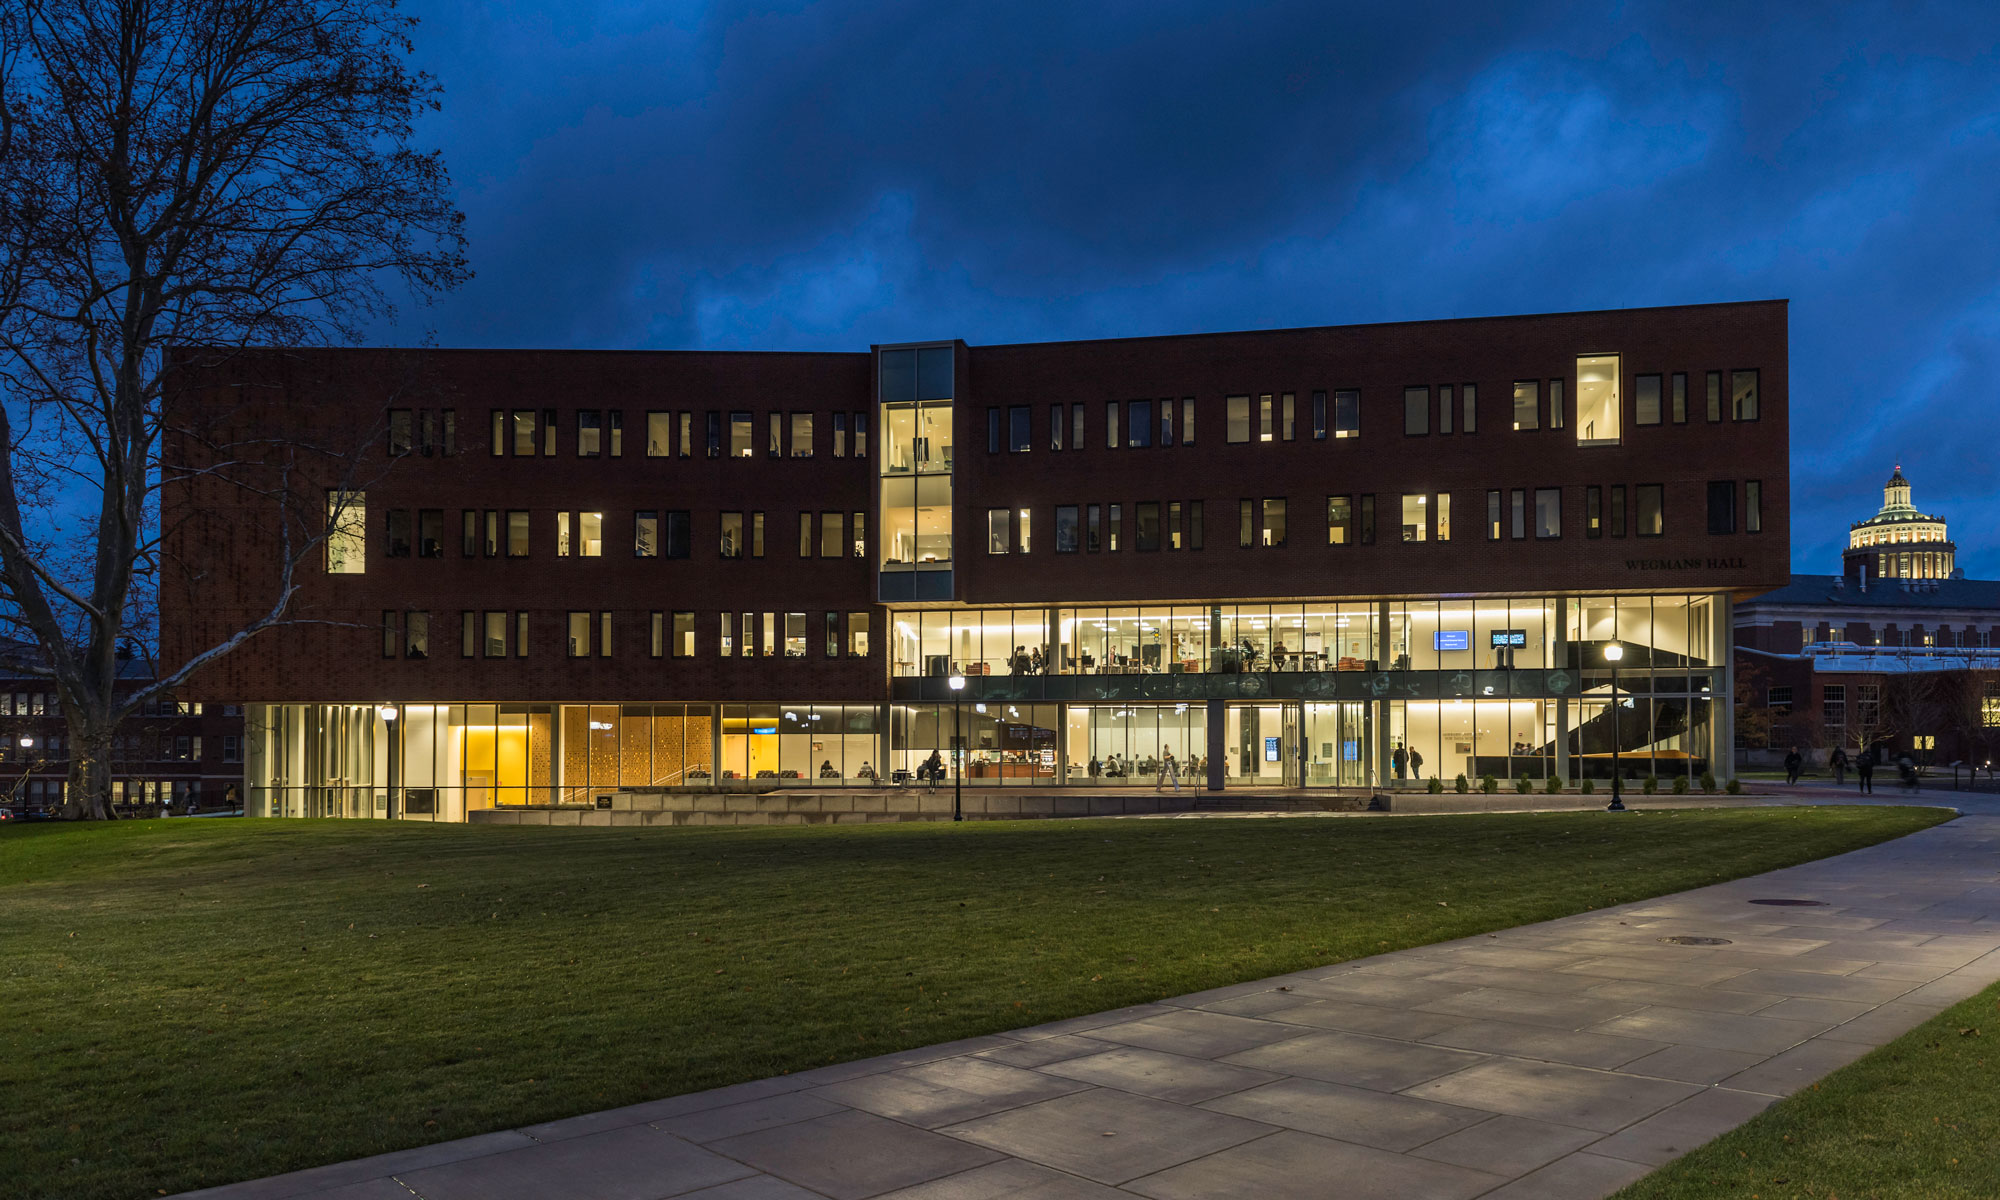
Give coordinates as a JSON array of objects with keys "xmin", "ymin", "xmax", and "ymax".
[
  {"xmin": 0, "ymin": 806, "xmax": 1948, "ymax": 1200},
  {"xmin": 1615, "ymin": 979, "xmax": 2000, "ymax": 1200}
]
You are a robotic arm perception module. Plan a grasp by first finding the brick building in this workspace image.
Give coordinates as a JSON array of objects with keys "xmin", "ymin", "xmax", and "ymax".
[{"xmin": 161, "ymin": 300, "xmax": 1790, "ymax": 819}]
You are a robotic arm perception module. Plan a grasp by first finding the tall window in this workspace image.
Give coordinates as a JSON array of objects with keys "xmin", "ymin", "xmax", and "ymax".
[
  {"xmin": 849, "ymin": 612, "xmax": 871, "ymax": 657},
  {"xmin": 388, "ymin": 410, "xmax": 413, "ymax": 455},
  {"xmin": 1731, "ymin": 370, "xmax": 1760, "ymax": 420},
  {"xmin": 1189, "ymin": 500, "xmax": 1204, "ymax": 549},
  {"xmin": 406, "ymin": 612, "xmax": 429, "ymax": 660},
  {"xmin": 987, "ymin": 508, "xmax": 1010, "ymax": 554},
  {"xmin": 326, "ymin": 490, "xmax": 365, "ymax": 574},
  {"xmin": 785, "ymin": 612, "xmax": 807, "ymax": 657},
  {"xmin": 577, "ymin": 512, "xmax": 602, "ymax": 556},
  {"xmin": 484, "ymin": 612, "xmax": 508, "ymax": 657},
  {"xmin": 1328, "ymin": 495, "xmax": 1352, "ymax": 545},
  {"xmin": 1181, "ymin": 397, "xmax": 1196, "ymax": 445},
  {"xmin": 1822, "ymin": 684, "xmax": 1846, "ymax": 732},
  {"xmin": 1334, "ymin": 390, "xmax": 1359, "ymax": 438},
  {"xmin": 798, "ymin": 512, "xmax": 812, "ymax": 557},
  {"xmin": 1105, "ymin": 400, "xmax": 1120, "ymax": 449},
  {"xmin": 484, "ymin": 510, "xmax": 499, "ymax": 557},
  {"xmin": 1258, "ymin": 394, "xmax": 1274, "ymax": 442},
  {"xmin": 385, "ymin": 509, "xmax": 411, "ymax": 557},
  {"xmin": 1707, "ymin": 481, "xmax": 1736, "ymax": 534},
  {"xmin": 462, "ymin": 510, "xmax": 477, "ymax": 557},
  {"xmin": 1049, "ymin": 404, "xmax": 1063, "ymax": 450},
  {"xmin": 1072, "ymin": 403, "xmax": 1085, "ymax": 451},
  {"xmin": 577, "ymin": 410, "xmax": 601, "ymax": 456},
  {"xmin": 382, "ymin": 610, "xmax": 398, "ymax": 658},
  {"xmin": 1486, "ymin": 490, "xmax": 1501, "ymax": 540},
  {"xmin": 1086, "ymin": 504, "xmax": 1101, "ymax": 551},
  {"xmin": 461, "ymin": 611, "xmax": 475, "ymax": 657},
  {"xmin": 1534, "ymin": 488, "xmax": 1561, "ymax": 539},
  {"xmin": 729, "ymin": 412, "xmax": 753, "ymax": 457},
  {"xmin": 1238, "ymin": 499, "xmax": 1253, "ymax": 549},
  {"xmin": 1705, "ymin": 372, "xmax": 1723, "ymax": 422},
  {"xmin": 647, "ymin": 412, "xmax": 671, "ymax": 456},
  {"xmin": 608, "ymin": 411, "xmax": 623, "ymax": 456},
  {"xmin": 986, "ymin": 407, "xmax": 1001, "ymax": 453},
  {"xmin": 719, "ymin": 612, "xmax": 735, "ymax": 657},
  {"xmin": 664, "ymin": 511, "xmax": 691, "ymax": 558},
  {"xmin": 1635, "ymin": 484, "xmax": 1665, "ymax": 536},
  {"xmin": 513, "ymin": 409, "xmax": 538, "ymax": 456},
  {"xmin": 1280, "ymin": 393, "xmax": 1295, "ymax": 440},
  {"xmin": 1549, "ymin": 378, "xmax": 1565, "ymax": 430},
  {"xmin": 1167, "ymin": 500, "xmax": 1183, "ymax": 549},
  {"xmin": 543, "ymin": 409, "xmax": 557, "ymax": 456},
  {"xmin": 1436, "ymin": 493, "xmax": 1452, "ymax": 541},
  {"xmin": 1359, "ymin": 494, "xmax": 1375, "ymax": 544},
  {"xmin": 672, "ymin": 611, "xmax": 695, "ymax": 656},
  {"xmin": 568, "ymin": 612, "xmax": 591, "ymax": 657},
  {"xmin": 1128, "ymin": 400, "xmax": 1152, "ymax": 448},
  {"xmin": 1635, "ymin": 373, "xmax": 1662, "ymax": 425},
  {"xmin": 1576, "ymin": 355, "xmax": 1618, "ymax": 444},
  {"xmin": 1226, "ymin": 395, "xmax": 1251, "ymax": 443},
  {"xmin": 820, "ymin": 512, "xmax": 845, "ymax": 558},
  {"xmin": 750, "ymin": 512, "xmax": 765, "ymax": 557},
  {"xmin": 705, "ymin": 411, "xmax": 721, "ymax": 457},
  {"xmin": 600, "ymin": 612, "xmax": 613, "ymax": 657},
  {"xmin": 1610, "ymin": 485, "xmax": 1627, "ymax": 537},
  {"xmin": 1400, "ymin": 494, "xmax": 1427, "ymax": 542},
  {"xmin": 768, "ymin": 412, "xmax": 783, "ymax": 458},
  {"xmin": 1311, "ymin": 391, "xmax": 1327, "ymax": 439},
  {"xmin": 1746, "ymin": 480, "xmax": 1763, "ymax": 533},
  {"xmin": 1262, "ymin": 498, "xmax": 1286, "ymax": 547},
  {"xmin": 1512, "ymin": 381, "xmax": 1539, "ymax": 430},
  {"xmin": 1135, "ymin": 501, "xmax": 1161, "ymax": 551},
  {"xmin": 635, "ymin": 511, "xmax": 658, "ymax": 557},
  {"xmin": 1160, "ymin": 397, "xmax": 1173, "ymax": 446},
  {"xmin": 507, "ymin": 511, "xmax": 530, "ymax": 557},
  {"xmin": 651, "ymin": 612, "xmax": 666, "ymax": 657},
  {"xmin": 791, "ymin": 412, "xmax": 814, "ymax": 457},
  {"xmin": 1982, "ymin": 681, "xmax": 2000, "ymax": 727},
  {"xmin": 1462, "ymin": 384, "xmax": 1476, "ymax": 433},
  {"xmin": 1055, "ymin": 505, "xmax": 1079, "ymax": 553},
  {"xmin": 1017, "ymin": 509, "xmax": 1031, "ymax": 553},
  {"xmin": 1586, "ymin": 486, "xmax": 1602, "ymax": 538},
  {"xmin": 721, "ymin": 512, "xmax": 744, "ymax": 558},
  {"xmin": 833, "ymin": 412, "xmax": 848, "ymax": 457},
  {"xmin": 1403, "ymin": 387, "xmax": 1428, "ymax": 436},
  {"xmin": 1438, "ymin": 385, "xmax": 1453, "ymax": 434},
  {"xmin": 1510, "ymin": 489, "xmax": 1526, "ymax": 540},
  {"xmin": 1671, "ymin": 373, "xmax": 1687, "ymax": 423},
  {"xmin": 1107, "ymin": 504, "xmax": 1122, "ymax": 551}
]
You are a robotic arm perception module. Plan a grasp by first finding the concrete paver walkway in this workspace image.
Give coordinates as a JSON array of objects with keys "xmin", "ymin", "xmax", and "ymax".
[{"xmin": 182, "ymin": 814, "xmax": 2000, "ymax": 1200}]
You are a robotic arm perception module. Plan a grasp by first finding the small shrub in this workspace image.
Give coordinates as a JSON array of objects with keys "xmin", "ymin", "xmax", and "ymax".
[
  {"xmin": 1481, "ymin": 774, "xmax": 1498, "ymax": 794},
  {"xmin": 1427, "ymin": 777, "xmax": 1443, "ymax": 794},
  {"xmin": 1580, "ymin": 777, "xmax": 1595, "ymax": 795},
  {"xmin": 1673, "ymin": 775, "xmax": 1689, "ymax": 794},
  {"xmin": 1726, "ymin": 778, "xmax": 1743, "ymax": 795},
  {"xmin": 1643, "ymin": 775, "xmax": 1658, "ymax": 794},
  {"xmin": 1545, "ymin": 775, "xmax": 1563, "ymax": 794},
  {"xmin": 1454, "ymin": 773, "xmax": 1469, "ymax": 794},
  {"xmin": 1700, "ymin": 770, "xmax": 1717, "ymax": 794},
  {"xmin": 1515, "ymin": 776, "xmax": 1532, "ymax": 794}
]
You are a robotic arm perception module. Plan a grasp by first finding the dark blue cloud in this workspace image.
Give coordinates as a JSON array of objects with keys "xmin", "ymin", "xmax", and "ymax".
[{"xmin": 390, "ymin": 0, "xmax": 2000, "ymax": 576}]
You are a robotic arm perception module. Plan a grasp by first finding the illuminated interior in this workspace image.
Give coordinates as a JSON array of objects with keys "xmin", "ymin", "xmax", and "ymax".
[{"xmin": 1576, "ymin": 354, "xmax": 1621, "ymax": 445}]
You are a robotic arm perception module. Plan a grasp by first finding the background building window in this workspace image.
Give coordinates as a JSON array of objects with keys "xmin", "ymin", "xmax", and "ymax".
[
  {"xmin": 820, "ymin": 512, "xmax": 845, "ymax": 558},
  {"xmin": 406, "ymin": 612, "xmax": 429, "ymax": 659},
  {"xmin": 418, "ymin": 509, "xmax": 443, "ymax": 558},
  {"xmin": 1358, "ymin": 494, "xmax": 1375, "ymax": 543},
  {"xmin": 1671, "ymin": 373, "xmax": 1687, "ymax": 423},
  {"xmin": 665, "ymin": 511, "xmax": 690, "ymax": 558},
  {"xmin": 1087, "ymin": 504, "xmax": 1101, "ymax": 551},
  {"xmin": 1181, "ymin": 397, "xmax": 1196, "ymax": 444},
  {"xmin": 1105, "ymin": 400, "xmax": 1119, "ymax": 448},
  {"xmin": 986, "ymin": 406, "xmax": 1001, "ymax": 453},
  {"xmin": 1438, "ymin": 385, "xmax": 1453, "ymax": 434},
  {"xmin": 1510, "ymin": 489, "xmax": 1526, "ymax": 539},
  {"xmin": 1049, "ymin": 404, "xmax": 1063, "ymax": 450},
  {"xmin": 1436, "ymin": 493, "xmax": 1452, "ymax": 541},
  {"xmin": 385, "ymin": 508, "xmax": 411, "ymax": 558},
  {"xmin": 1706, "ymin": 371, "xmax": 1723, "ymax": 422},
  {"xmin": 577, "ymin": 410, "xmax": 601, "ymax": 456},
  {"xmin": 1238, "ymin": 499, "xmax": 1253, "ymax": 548}
]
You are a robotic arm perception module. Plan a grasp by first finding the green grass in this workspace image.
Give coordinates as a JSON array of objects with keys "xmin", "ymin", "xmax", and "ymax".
[
  {"xmin": 1615, "ymin": 980, "xmax": 2000, "ymax": 1200},
  {"xmin": 0, "ymin": 806, "xmax": 1948, "ymax": 1200}
]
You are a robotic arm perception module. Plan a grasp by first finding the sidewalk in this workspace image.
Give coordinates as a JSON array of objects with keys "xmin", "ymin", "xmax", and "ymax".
[{"xmin": 180, "ymin": 814, "xmax": 2000, "ymax": 1200}]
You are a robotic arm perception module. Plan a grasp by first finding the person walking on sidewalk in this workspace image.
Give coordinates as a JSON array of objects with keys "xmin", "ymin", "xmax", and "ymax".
[
  {"xmin": 1856, "ymin": 748, "xmax": 1875, "ymax": 794},
  {"xmin": 1784, "ymin": 747, "xmax": 1803, "ymax": 786},
  {"xmin": 1829, "ymin": 747, "xmax": 1849, "ymax": 787}
]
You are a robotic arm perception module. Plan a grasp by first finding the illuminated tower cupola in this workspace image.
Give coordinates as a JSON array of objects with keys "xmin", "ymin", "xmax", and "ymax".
[{"xmin": 1842, "ymin": 464, "xmax": 1955, "ymax": 581}]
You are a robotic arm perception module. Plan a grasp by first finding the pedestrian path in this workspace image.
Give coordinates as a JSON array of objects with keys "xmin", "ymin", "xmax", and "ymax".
[{"xmin": 180, "ymin": 815, "xmax": 2000, "ymax": 1200}]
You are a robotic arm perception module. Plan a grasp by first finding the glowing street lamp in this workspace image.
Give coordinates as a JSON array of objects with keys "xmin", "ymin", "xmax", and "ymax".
[
  {"xmin": 947, "ymin": 674, "xmax": 966, "ymax": 822},
  {"xmin": 1603, "ymin": 643, "xmax": 1626, "ymax": 812}
]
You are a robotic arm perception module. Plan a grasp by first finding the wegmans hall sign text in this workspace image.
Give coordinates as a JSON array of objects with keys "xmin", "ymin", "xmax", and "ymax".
[{"xmin": 1625, "ymin": 557, "xmax": 1748, "ymax": 571}]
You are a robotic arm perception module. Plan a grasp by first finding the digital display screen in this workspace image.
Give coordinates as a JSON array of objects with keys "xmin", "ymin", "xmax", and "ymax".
[
  {"xmin": 1490, "ymin": 630, "xmax": 1528, "ymax": 648},
  {"xmin": 1434, "ymin": 630, "xmax": 1470, "ymax": 651},
  {"xmin": 1264, "ymin": 736, "xmax": 1281, "ymax": 763}
]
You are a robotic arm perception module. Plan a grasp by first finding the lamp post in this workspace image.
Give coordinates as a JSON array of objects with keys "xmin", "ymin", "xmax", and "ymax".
[
  {"xmin": 947, "ymin": 675, "xmax": 966, "ymax": 822},
  {"xmin": 1602, "ymin": 643, "xmax": 1625, "ymax": 811},
  {"xmin": 377, "ymin": 704, "xmax": 399, "ymax": 820}
]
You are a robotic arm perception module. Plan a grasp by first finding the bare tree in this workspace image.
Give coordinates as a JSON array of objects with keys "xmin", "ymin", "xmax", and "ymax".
[{"xmin": 0, "ymin": 0, "xmax": 467, "ymax": 818}]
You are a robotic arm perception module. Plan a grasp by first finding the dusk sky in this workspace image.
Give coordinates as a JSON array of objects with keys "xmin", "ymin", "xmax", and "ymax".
[{"xmin": 387, "ymin": 0, "xmax": 2000, "ymax": 578}]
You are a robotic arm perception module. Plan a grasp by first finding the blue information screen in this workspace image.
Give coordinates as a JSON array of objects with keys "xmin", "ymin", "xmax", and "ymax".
[
  {"xmin": 1490, "ymin": 629, "xmax": 1527, "ymax": 648},
  {"xmin": 1264, "ymin": 736, "xmax": 1281, "ymax": 762},
  {"xmin": 1434, "ymin": 630, "xmax": 1470, "ymax": 651}
]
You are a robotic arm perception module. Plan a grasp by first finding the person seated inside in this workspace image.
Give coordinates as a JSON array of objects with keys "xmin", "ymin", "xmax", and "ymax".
[
  {"xmin": 818, "ymin": 759, "xmax": 839, "ymax": 778},
  {"xmin": 856, "ymin": 761, "xmax": 876, "ymax": 781}
]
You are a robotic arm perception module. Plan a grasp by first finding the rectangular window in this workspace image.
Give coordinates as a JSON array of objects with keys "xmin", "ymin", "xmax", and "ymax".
[
  {"xmin": 1181, "ymin": 397, "xmax": 1196, "ymax": 445},
  {"xmin": 851, "ymin": 510, "xmax": 865, "ymax": 558},
  {"xmin": 1167, "ymin": 500, "xmax": 1183, "ymax": 549},
  {"xmin": 719, "ymin": 612, "xmax": 734, "ymax": 657},
  {"xmin": 1534, "ymin": 488, "xmax": 1561, "ymax": 539},
  {"xmin": 1359, "ymin": 494, "xmax": 1375, "ymax": 544},
  {"xmin": 1328, "ymin": 495, "xmax": 1352, "ymax": 545},
  {"xmin": 1400, "ymin": 494, "xmax": 1427, "ymax": 542},
  {"xmin": 1189, "ymin": 500, "xmax": 1203, "ymax": 549},
  {"xmin": 1767, "ymin": 685, "xmax": 1793, "ymax": 714},
  {"xmin": 507, "ymin": 510, "xmax": 530, "ymax": 558},
  {"xmin": 1731, "ymin": 369, "xmax": 1760, "ymax": 420},
  {"xmin": 1510, "ymin": 489, "xmax": 1527, "ymax": 540},
  {"xmin": 442, "ymin": 410, "xmax": 457, "ymax": 455},
  {"xmin": 1404, "ymin": 387, "xmax": 1429, "ymax": 436},
  {"xmin": 1238, "ymin": 499, "xmax": 1254, "ymax": 549},
  {"xmin": 986, "ymin": 406, "xmax": 1001, "ymax": 454},
  {"xmin": 461, "ymin": 612, "xmax": 476, "ymax": 657},
  {"xmin": 490, "ymin": 409, "xmax": 505, "ymax": 455},
  {"xmin": 516, "ymin": 612, "xmax": 528, "ymax": 657},
  {"xmin": 728, "ymin": 411, "xmax": 752, "ymax": 458},
  {"xmin": 785, "ymin": 612, "xmax": 807, "ymax": 657},
  {"xmin": 651, "ymin": 611, "xmax": 665, "ymax": 657},
  {"xmin": 1671, "ymin": 372, "xmax": 1687, "ymax": 423},
  {"xmin": 1160, "ymin": 398, "xmax": 1173, "ymax": 446},
  {"xmin": 672, "ymin": 611, "xmax": 695, "ymax": 656},
  {"xmin": 1128, "ymin": 399, "xmax": 1152, "ymax": 448},
  {"xmin": 1107, "ymin": 504, "xmax": 1121, "ymax": 551},
  {"xmin": 791, "ymin": 412, "xmax": 814, "ymax": 457},
  {"xmin": 665, "ymin": 511, "xmax": 690, "ymax": 558},
  {"xmin": 1105, "ymin": 401, "xmax": 1120, "ymax": 449},
  {"xmin": 853, "ymin": 412, "xmax": 868, "ymax": 459},
  {"xmin": 1586, "ymin": 485, "xmax": 1602, "ymax": 538},
  {"xmin": 1281, "ymin": 392, "xmax": 1295, "ymax": 440},
  {"xmin": 506, "ymin": 409, "xmax": 532, "ymax": 456},
  {"xmin": 326, "ymin": 490, "xmax": 365, "ymax": 574},
  {"xmin": 1262, "ymin": 498, "xmax": 1287, "ymax": 548},
  {"xmin": 1049, "ymin": 404, "xmax": 1064, "ymax": 451},
  {"xmin": 820, "ymin": 512, "xmax": 844, "ymax": 558},
  {"xmin": 1512, "ymin": 381, "xmax": 1539, "ymax": 430},
  {"xmin": 798, "ymin": 512, "xmax": 813, "ymax": 557},
  {"xmin": 577, "ymin": 511, "xmax": 601, "ymax": 556},
  {"xmin": 1635, "ymin": 374, "xmax": 1662, "ymax": 425},
  {"xmin": 1258, "ymin": 394, "xmax": 1274, "ymax": 442},
  {"xmin": 1610, "ymin": 485, "xmax": 1627, "ymax": 537},
  {"xmin": 825, "ymin": 611, "xmax": 841, "ymax": 658},
  {"xmin": 1017, "ymin": 508, "xmax": 1031, "ymax": 553},
  {"xmin": 462, "ymin": 510, "xmax": 477, "ymax": 557},
  {"xmin": 1072, "ymin": 403, "xmax": 1085, "ymax": 452},
  {"xmin": 385, "ymin": 508, "xmax": 411, "ymax": 558},
  {"xmin": 1636, "ymin": 484, "xmax": 1664, "ymax": 537},
  {"xmin": 721, "ymin": 512, "xmax": 744, "ymax": 558},
  {"xmin": 849, "ymin": 611, "xmax": 872, "ymax": 657},
  {"xmin": 1706, "ymin": 371, "xmax": 1723, "ymax": 422},
  {"xmin": 750, "ymin": 512, "xmax": 764, "ymax": 558},
  {"xmin": 1462, "ymin": 384, "xmax": 1477, "ymax": 433},
  {"xmin": 1486, "ymin": 490, "xmax": 1502, "ymax": 540},
  {"xmin": 1575, "ymin": 356, "xmax": 1616, "ymax": 443},
  {"xmin": 987, "ymin": 508, "xmax": 1010, "ymax": 554},
  {"xmin": 1549, "ymin": 378, "xmax": 1565, "ymax": 430},
  {"xmin": 1334, "ymin": 389, "xmax": 1359, "ymax": 438},
  {"xmin": 1008, "ymin": 405, "xmax": 1031, "ymax": 452},
  {"xmin": 1056, "ymin": 504, "xmax": 1079, "ymax": 553},
  {"xmin": 832, "ymin": 412, "xmax": 848, "ymax": 457},
  {"xmin": 1227, "ymin": 395, "xmax": 1251, "ymax": 443},
  {"xmin": 1311, "ymin": 391, "xmax": 1327, "ymax": 439},
  {"xmin": 647, "ymin": 411, "xmax": 671, "ymax": 456},
  {"xmin": 1086, "ymin": 503, "xmax": 1101, "ymax": 551},
  {"xmin": 1857, "ymin": 683, "xmax": 1880, "ymax": 728},
  {"xmin": 575, "ymin": 410, "xmax": 600, "ymax": 457},
  {"xmin": 1439, "ymin": 385, "xmax": 1453, "ymax": 435},
  {"xmin": 417, "ymin": 509, "xmax": 443, "ymax": 558},
  {"xmin": 543, "ymin": 409, "xmax": 556, "ymax": 455},
  {"xmin": 388, "ymin": 410, "xmax": 413, "ymax": 456},
  {"xmin": 483, "ymin": 611, "xmax": 507, "ymax": 658},
  {"xmin": 1135, "ymin": 501, "xmax": 1161, "ymax": 551},
  {"xmin": 1747, "ymin": 480, "xmax": 1763, "ymax": 533},
  {"xmin": 607, "ymin": 410, "xmax": 623, "ymax": 456},
  {"xmin": 1822, "ymin": 684, "xmax": 1845, "ymax": 731},
  {"xmin": 600, "ymin": 612, "xmax": 613, "ymax": 658},
  {"xmin": 1707, "ymin": 480, "xmax": 1737, "ymax": 534},
  {"xmin": 635, "ymin": 511, "xmax": 658, "ymax": 557},
  {"xmin": 406, "ymin": 611, "xmax": 429, "ymax": 660},
  {"xmin": 1436, "ymin": 492, "xmax": 1452, "ymax": 542},
  {"xmin": 382, "ymin": 610, "xmax": 398, "ymax": 659},
  {"xmin": 760, "ymin": 612, "xmax": 776, "ymax": 657},
  {"xmin": 484, "ymin": 510, "xmax": 499, "ymax": 557}
]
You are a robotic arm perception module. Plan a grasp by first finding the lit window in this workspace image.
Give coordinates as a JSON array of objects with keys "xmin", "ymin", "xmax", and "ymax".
[
  {"xmin": 1512, "ymin": 381, "xmax": 1539, "ymax": 430},
  {"xmin": 326, "ymin": 491, "xmax": 365, "ymax": 574},
  {"xmin": 1576, "ymin": 355, "xmax": 1619, "ymax": 444},
  {"xmin": 577, "ymin": 512, "xmax": 602, "ymax": 556},
  {"xmin": 1328, "ymin": 495, "xmax": 1352, "ymax": 545},
  {"xmin": 1401, "ymin": 494, "xmax": 1427, "ymax": 542},
  {"xmin": 1731, "ymin": 370, "xmax": 1759, "ymax": 420},
  {"xmin": 1262, "ymin": 498, "xmax": 1287, "ymax": 547},
  {"xmin": 1227, "ymin": 395, "xmax": 1251, "ymax": 443}
]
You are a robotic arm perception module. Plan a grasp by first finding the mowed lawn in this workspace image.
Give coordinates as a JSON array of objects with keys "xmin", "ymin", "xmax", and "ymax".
[{"xmin": 0, "ymin": 806, "xmax": 1948, "ymax": 1200}]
